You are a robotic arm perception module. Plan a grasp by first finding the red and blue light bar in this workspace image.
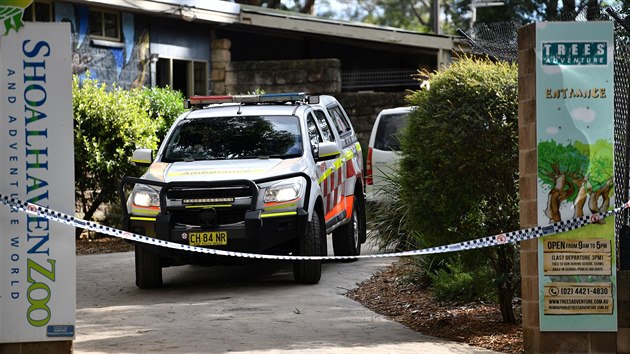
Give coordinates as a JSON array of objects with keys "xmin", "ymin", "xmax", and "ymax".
[{"xmin": 185, "ymin": 92, "xmax": 319, "ymax": 109}]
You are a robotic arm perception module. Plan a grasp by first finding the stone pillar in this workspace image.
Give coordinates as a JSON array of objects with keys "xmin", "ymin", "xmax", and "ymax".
[
  {"xmin": 518, "ymin": 22, "xmax": 541, "ymax": 354},
  {"xmin": 211, "ymin": 38, "xmax": 231, "ymax": 95},
  {"xmin": 518, "ymin": 22, "xmax": 619, "ymax": 354}
]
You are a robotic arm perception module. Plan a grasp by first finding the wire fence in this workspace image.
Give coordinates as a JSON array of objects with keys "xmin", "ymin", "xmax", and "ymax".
[{"xmin": 341, "ymin": 68, "xmax": 420, "ymax": 92}]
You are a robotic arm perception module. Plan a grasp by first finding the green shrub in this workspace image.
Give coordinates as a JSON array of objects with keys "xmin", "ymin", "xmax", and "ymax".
[
  {"xmin": 398, "ymin": 56, "xmax": 520, "ymax": 323},
  {"xmin": 73, "ymin": 75, "xmax": 159, "ymax": 229},
  {"xmin": 428, "ymin": 259, "xmax": 495, "ymax": 302},
  {"xmin": 135, "ymin": 86, "xmax": 185, "ymax": 142}
]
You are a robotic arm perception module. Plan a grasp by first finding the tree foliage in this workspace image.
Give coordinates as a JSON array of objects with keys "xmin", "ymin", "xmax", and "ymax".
[
  {"xmin": 135, "ymin": 86, "xmax": 186, "ymax": 142},
  {"xmin": 360, "ymin": 0, "xmax": 435, "ymax": 32},
  {"xmin": 443, "ymin": 0, "xmax": 612, "ymax": 33},
  {"xmin": 73, "ymin": 75, "xmax": 184, "ymax": 231},
  {"xmin": 538, "ymin": 140, "xmax": 589, "ymax": 201},
  {"xmin": 400, "ymin": 56, "xmax": 520, "ymax": 323}
]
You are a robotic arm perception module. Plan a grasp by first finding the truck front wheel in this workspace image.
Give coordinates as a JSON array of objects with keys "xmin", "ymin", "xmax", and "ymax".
[
  {"xmin": 135, "ymin": 243, "xmax": 163, "ymax": 289},
  {"xmin": 293, "ymin": 210, "xmax": 323, "ymax": 284}
]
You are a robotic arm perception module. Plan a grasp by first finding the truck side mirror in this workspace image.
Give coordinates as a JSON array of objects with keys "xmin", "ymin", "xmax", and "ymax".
[
  {"xmin": 316, "ymin": 142, "xmax": 341, "ymax": 161},
  {"xmin": 131, "ymin": 149, "xmax": 153, "ymax": 167}
]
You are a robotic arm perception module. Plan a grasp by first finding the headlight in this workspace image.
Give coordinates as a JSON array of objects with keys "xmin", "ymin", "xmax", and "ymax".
[
  {"xmin": 264, "ymin": 177, "xmax": 304, "ymax": 203},
  {"xmin": 131, "ymin": 184, "xmax": 160, "ymax": 207}
]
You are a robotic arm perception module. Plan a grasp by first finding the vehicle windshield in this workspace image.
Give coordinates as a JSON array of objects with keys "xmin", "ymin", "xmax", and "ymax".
[
  {"xmin": 162, "ymin": 115, "xmax": 303, "ymax": 162},
  {"xmin": 374, "ymin": 113, "xmax": 408, "ymax": 151}
]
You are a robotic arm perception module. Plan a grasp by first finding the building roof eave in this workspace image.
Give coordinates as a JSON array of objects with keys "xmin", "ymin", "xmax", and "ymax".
[
  {"xmin": 74, "ymin": 0, "xmax": 240, "ymax": 24},
  {"xmin": 239, "ymin": 4, "xmax": 457, "ymax": 52}
]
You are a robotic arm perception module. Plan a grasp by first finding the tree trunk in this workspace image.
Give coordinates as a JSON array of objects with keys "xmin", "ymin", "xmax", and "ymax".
[
  {"xmin": 300, "ymin": 0, "xmax": 315, "ymax": 14},
  {"xmin": 498, "ymin": 286, "xmax": 516, "ymax": 324},
  {"xmin": 588, "ymin": 179, "xmax": 612, "ymax": 224},
  {"xmin": 586, "ymin": 0, "xmax": 600, "ymax": 20},
  {"xmin": 562, "ymin": 0, "xmax": 577, "ymax": 19},
  {"xmin": 545, "ymin": 174, "xmax": 566, "ymax": 223},
  {"xmin": 75, "ymin": 191, "xmax": 106, "ymax": 239},
  {"xmin": 546, "ymin": 0, "xmax": 558, "ymax": 20},
  {"xmin": 573, "ymin": 176, "xmax": 588, "ymax": 218},
  {"xmin": 75, "ymin": 190, "xmax": 89, "ymax": 239},
  {"xmin": 494, "ymin": 245, "xmax": 517, "ymax": 324}
]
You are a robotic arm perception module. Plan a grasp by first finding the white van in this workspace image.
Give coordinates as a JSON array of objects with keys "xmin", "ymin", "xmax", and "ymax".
[{"xmin": 365, "ymin": 106, "xmax": 412, "ymax": 203}]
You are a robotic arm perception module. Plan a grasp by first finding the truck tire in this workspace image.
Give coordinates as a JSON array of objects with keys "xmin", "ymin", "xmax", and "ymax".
[
  {"xmin": 135, "ymin": 243, "xmax": 163, "ymax": 289},
  {"xmin": 332, "ymin": 199, "xmax": 361, "ymax": 261},
  {"xmin": 293, "ymin": 210, "xmax": 322, "ymax": 284}
]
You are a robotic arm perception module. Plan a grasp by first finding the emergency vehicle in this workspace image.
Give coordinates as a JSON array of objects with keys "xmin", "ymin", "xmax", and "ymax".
[{"xmin": 120, "ymin": 93, "xmax": 366, "ymax": 288}]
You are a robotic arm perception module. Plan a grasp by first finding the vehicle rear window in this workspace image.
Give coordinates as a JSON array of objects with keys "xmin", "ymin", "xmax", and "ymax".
[
  {"xmin": 162, "ymin": 116, "xmax": 302, "ymax": 161},
  {"xmin": 374, "ymin": 113, "xmax": 408, "ymax": 151}
]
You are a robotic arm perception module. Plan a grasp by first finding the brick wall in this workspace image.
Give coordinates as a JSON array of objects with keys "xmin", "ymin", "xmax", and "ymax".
[
  {"xmin": 210, "ymin": 39, "xmax": 341, "ymax": 96},
  {"xmin": 223, "ymin": 59, "xmax": 342, "ymax": 95}
]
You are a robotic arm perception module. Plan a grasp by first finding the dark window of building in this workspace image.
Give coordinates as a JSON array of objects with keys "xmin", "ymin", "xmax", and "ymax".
[
  {"xmin": 193, "ymin": 62, "xmax": 207, "ymax": 96},
  {"xmin": 23, "ymin": 1, "xmax": 52, "ymax": 22},
  {"xmin": 156, "ymin": 58, "xmax": 207, "ymax": 97},
  {"xmin": 157, "ymin": 59, "xmax": 171, "ymax": 88},
  {"xmin": 172, "ymin": 59, "xmax": 188, "ymax": 95},
  {"xmin": 88, "ymin": 9, "xmax": 120, "ymax": 41}
]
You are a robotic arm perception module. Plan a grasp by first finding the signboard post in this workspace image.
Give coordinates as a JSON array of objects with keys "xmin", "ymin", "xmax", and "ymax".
[
  {"xmin": 535, "ymin": 21, "xmax": 617, "ymax": 331},
  {"xmin": 0, "ymin": 22, "xmax": 75, "ymax": 343}
]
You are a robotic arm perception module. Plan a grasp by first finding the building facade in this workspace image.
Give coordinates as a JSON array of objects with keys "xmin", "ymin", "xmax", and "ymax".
[{"xmin": 26, "ymin": 0, "xmax": 460, "ymax": 96}]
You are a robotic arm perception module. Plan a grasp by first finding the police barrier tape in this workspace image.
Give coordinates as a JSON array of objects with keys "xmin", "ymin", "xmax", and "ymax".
[{"xmin": 1, "ymin": 193, "xmax": 629, "ymax": 261}]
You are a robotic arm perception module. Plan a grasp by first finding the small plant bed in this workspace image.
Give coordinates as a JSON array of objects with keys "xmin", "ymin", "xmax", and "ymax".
[
  {"xmin": 76, "ymin": 235, "xmax": 134, "ymax": 255},
  {"xmin": 346, "ymin": 260, "xmax": 523, "ymax": 354}
]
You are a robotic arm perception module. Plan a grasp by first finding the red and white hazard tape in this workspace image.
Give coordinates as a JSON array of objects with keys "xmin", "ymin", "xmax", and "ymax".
[{"xmin": 0, "ymin": 193, "xmax": 627, "ymax": 260}]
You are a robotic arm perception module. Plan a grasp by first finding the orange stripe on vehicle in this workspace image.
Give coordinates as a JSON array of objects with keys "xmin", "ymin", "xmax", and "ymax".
[
  {"xmin": 324, "ymin": 196, "xmax": 346, "ymax": 222},
  {"xmin": 131, "ymin": 204, "xmax": 160, "ymax": 212},
  {"xmin": 263, "ymin": 199, "xmax": 299, "ymax": 208}
]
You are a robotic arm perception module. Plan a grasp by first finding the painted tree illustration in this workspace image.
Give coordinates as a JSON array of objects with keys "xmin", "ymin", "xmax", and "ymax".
[
  {"xmin": 575, "ymin": 139, "xmax": 614, "ymax": 221},
  {"xmin": 538, "ymin": 139, "xmax": 613, "ymax": 223}
]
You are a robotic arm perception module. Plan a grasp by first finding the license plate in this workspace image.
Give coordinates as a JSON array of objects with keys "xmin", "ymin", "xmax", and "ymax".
[{"xmin": 189, "ymin": 231, "xmax": 228, "ymax": 246}]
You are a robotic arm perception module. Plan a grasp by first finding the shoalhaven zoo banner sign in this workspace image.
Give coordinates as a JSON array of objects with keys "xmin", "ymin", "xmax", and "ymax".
[
  {"xmin": 0, "ymin": 18, "xmax": 76, "ymax": 342},
  {"xmin": 536, "ymin": 21, "xmax": 617, "ymax": 332}
]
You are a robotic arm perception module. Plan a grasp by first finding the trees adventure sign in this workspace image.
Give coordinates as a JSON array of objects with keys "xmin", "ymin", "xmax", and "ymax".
[
  {"xmin": 536, "ymin": 22, "xmax": 616, "ymax": 332},
  {"xmin": 541, "ymin": 41, "xmax": 608, "ymax": 65}
]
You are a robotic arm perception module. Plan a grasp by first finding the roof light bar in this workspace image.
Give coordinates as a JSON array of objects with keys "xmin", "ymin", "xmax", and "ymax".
[
  {"xmin": 258, "ymin": 93, "xmax": 307, "ymax": 102},
  {"xmin": 185, "ymin": 92, "xmax": 313, "ymax": 109}
]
